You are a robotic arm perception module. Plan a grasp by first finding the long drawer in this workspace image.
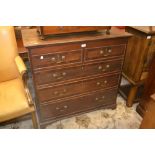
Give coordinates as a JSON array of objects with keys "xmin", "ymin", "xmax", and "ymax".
[
  {"xmin": 37, "ymin": 73, "xmax": 120, "ymax": 103},
  {"xmin": 39, "ymin": 88, "xmax": 117, "ymax": 120},
  {"xmin": 34, "ymin": 59, "xmax": 123, "ymax": 86}
]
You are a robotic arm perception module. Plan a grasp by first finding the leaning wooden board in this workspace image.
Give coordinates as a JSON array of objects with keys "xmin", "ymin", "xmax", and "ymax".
[{"xmin": 22, "ymin": 28, "xmax": 131, "ymax": 128}]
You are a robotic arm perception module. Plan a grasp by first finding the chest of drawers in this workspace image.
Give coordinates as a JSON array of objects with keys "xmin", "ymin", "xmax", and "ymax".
[{"xmin": 22, "ymin": 28, "xmax": 131, "ymax": 128}]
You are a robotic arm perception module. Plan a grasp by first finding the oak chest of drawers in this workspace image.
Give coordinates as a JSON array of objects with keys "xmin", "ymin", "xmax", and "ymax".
[{"xmin": 22, "ymin": 28, "xmax": 131, "ymax": 128}]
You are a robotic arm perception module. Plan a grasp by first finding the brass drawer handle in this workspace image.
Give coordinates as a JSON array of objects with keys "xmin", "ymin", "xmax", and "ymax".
[
  {"xmin": 56, "ymin": 107, "xmax": 60, "ymax": 110},
  {"xmin": 108, "ymin": 48, "xmax": 112, "ymax": 53},
  {"xmin": 62, "ymin": 72, "xmax": 67, "ymax": 76},
  {"xmin": 100, "ymin": 48, "xmax": 112, "ymax": 56},
  {"xmin": 61, "ymin": 55, "xmax": 66, "ymax": 60},
  {"xmin": 96, "ymin": 81, "xmax": 108, "ymax": 86},
  {"xmin": 95, "ymin": 95, "xmax": 105, "ymax": 102},
  {"xmin": 52, "ymin": 73, "xmax": 57, "ymax": 77},
  {"xmin": 100, "ymin": 50, "xmax": 104, "ymax": 54},
  {"xmin": 64, "ymin": 105, "xmax": 68, "ymax": 109},
  {"xmin": 95, "ymin": 97, "xmax": 99, "ymax": 101},
  {"xmin": 56, "ymin": 55, "xmax": 66, "ymax": 64},
  {"xmin": 56, "ymin": 105, "xmax": 68, "ymax": 111},
  {"xmin": 98, "ymin": 64, "xmax": 110, "ymax": 71},
  {"xmin": 54, "ymin": 89, "xmax": 67, "ymax": 96},
  {"xmin": 52, "ymin": 72, "xmax": 67, "ymax": 79},
  {"xmin": 106, "ymin": 64, "xmax": 110, "ymax": 68},
  {"xmin": 54, "ymin": 91, "xmax": 58, "ymax": 95},
  {"xmin": 98, "ymin": 65, "xmax": 102, "ymax": 70},
  {"xmin": 51, "ymin": 57, "xmax": 56, "ymax": 62},
  {"xmin": 104, "ymin": 48, "xmax": 112, "ymax": 56},
  {"xmin": 104, "ymin": 80, "xmax": 107, "ymax": 84},
  {"xmin": 97, "ymin": 82, "xmax": 101, "ymax": 86}
]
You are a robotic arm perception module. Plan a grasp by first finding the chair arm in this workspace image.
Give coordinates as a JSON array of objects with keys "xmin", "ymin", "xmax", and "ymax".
[
  {"xmin": 15, "ymin": 55, "xmax": 27, "ymax": 76},
  {"xmin": 151, "ymin": 94, "xmax": 155, "ymax": 102},
  {"xmin": 15, "ymin": 56, "xmax": 34, "ymax": 106}
]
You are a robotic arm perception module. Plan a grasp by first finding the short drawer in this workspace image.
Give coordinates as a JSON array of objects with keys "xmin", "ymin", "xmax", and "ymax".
[
  {"xmin": 34, "ymin": 59, "xmax": 122, "ymax": 86},
  {"xmin": 85, "ymin": 44, "xmax": 125, "ymax": 62},
  {"xmin": 37, "ymin": 73, "xmax": 119, "ymax": 103},
  {"xmin": 39, "ymin": 88, "xmax": 117, "ymax": 120},
  {"xmin": 30, "ymin": 49, "xmax": 82, "ymax": 69}
]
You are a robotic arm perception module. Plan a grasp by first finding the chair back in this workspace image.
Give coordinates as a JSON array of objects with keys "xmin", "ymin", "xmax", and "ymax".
[{"xmin": 0, "ymin": 26, "xmax": 19, "ymax": 82}]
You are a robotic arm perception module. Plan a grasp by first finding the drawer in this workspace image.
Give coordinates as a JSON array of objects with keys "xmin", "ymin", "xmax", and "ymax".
[
  {"xmin": 34, "ymin": 59, "xmax": 122, "ymax": 86},
  {"xmin": 38, "ymin": 81, "xmax": 82, "ymax": 103},
  {"xmin": 30, "ymin": 49, "xmax": 82, "ymax": 69},
  {"xmin": 85, "ymin": 44, "xmax": 125, "ymax": 62},
  {"xmin": 37, "ymin": 74, "xmax": 119, "ymax": 103},
  {"xmin": 40, "ymin": 88, "xmax": 117, "ymax": 120},
  {"xmin": 83, "ymin": 73, "xmax": 119, "ymax": 93},
  {"xmin": 29, "ymin": 43, "xmax": 82, "ymax": 56}
]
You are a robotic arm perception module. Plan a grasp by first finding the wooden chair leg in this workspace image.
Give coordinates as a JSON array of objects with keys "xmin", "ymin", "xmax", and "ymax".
[
  {"xmin": 31, "ymin": 111, "xmax": 38, "ymax": 129},
  {"xmin": 127, "ymin": 85, "xmax": 138, "ymax": 107}
]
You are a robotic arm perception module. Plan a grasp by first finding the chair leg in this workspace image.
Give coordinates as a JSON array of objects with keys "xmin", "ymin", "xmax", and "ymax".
[
  {"xmin": 31, "ymin": 111, "xmax": 38, "ymax": 129},
  {"xmin": 127, "ymin": 85, "xmax": 138, "ymax": 107}
]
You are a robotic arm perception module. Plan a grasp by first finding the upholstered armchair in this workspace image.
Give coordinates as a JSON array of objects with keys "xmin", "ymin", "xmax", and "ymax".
[{"xmin": 0, "ymin": 26, "xmax": 38, "ymax": 128}]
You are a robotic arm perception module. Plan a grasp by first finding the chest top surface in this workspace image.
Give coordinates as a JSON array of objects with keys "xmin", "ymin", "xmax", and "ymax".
[
  {"xmin": 127, "ymin": 26, "xmax": 155, "ymax": 35},
  {"xmin": 21, "ymin": 27, "xmax": 132, "ymax": 48}
]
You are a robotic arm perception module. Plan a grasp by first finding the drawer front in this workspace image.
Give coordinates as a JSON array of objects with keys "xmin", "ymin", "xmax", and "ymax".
[
  {"xmin": 40, "ymin": 88, "xmax": 117, "ymax": 120},
  {"xmin": 29, "ymin": 43, "xmax": 82, "ymax": 56},
  {"xmin": 83, "ymin": 74, "xmax": 119, "ymax": 93},
  {"xmin": 30, "ymin": 49, "xmax": 82, "ymax": 69},
  {"xmin": 37, "ymin": 74, "xmax": 119, "ymax": 103},
  {"xmin": 38, "ymin": 81, "xmax": 82, "ymax": 103},
  {"xmin": 34, "ymin": 59, "xmax": 122, "ymax": 86},
  {"xmin": 85, "ymin": 44, "xmax": 125, "ymax": 62}
]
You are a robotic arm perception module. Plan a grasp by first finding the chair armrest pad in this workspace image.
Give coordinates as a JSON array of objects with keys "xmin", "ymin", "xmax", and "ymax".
[{"xmin": 15, "ymin": 56, "xmax": 27, "ymax": 76}]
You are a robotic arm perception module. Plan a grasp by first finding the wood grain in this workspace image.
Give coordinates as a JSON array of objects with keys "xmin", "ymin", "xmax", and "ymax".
[{"xmin": 22, "ymin": 28, "xmax": 131, "ymax": 127}]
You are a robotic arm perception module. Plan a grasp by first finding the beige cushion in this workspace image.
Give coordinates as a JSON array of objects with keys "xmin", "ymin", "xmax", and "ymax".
[{"xmin": 0, "ymin": 78, "xmax": 32, "ymax": 122}]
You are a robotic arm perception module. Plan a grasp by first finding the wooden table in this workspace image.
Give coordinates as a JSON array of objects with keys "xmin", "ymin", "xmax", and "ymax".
[
  {"xmin": 119, "ymin": 26, "xmax": 155, "ymax": 108},
  {"xmin": 137, "ymin": 52, "xmax": 155, "ymax": 116}
]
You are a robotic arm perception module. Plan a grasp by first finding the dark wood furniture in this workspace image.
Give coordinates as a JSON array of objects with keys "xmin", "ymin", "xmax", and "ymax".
[
  {"xmin": 16, "ymin": 39, "xmax": 28, "ymax": 60},
  {"xmin": 137, "ymin": 54, "xmax": 155, "ymax": 116},
  {"xmin": 140, "ymin": 94, "xmax": 155, "ymax": 128},
  {"xmin": 14, "ymin": 26, "xmax": 36, "ymax": 61},
  {"xmin": 22, "ymin": 28, "xmax": 131, "ymax": 128},
  {"xmin": 119, "ymin": 26, "xmax": 155, "ymax": 107},
  {"xmin": 37, "ymin": 26, "xmax": 111, "ymax": 39}
]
